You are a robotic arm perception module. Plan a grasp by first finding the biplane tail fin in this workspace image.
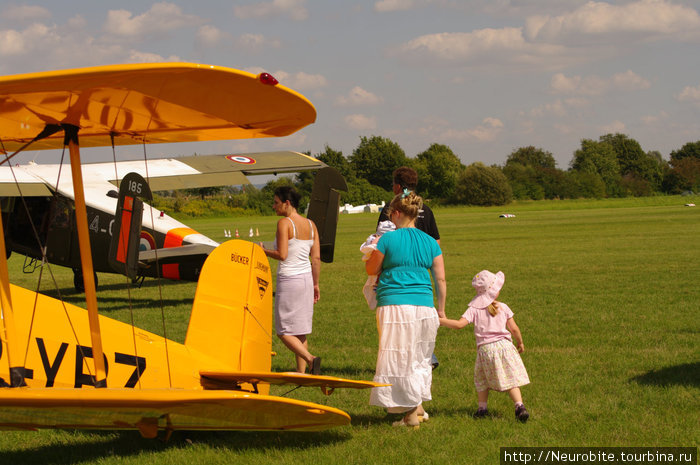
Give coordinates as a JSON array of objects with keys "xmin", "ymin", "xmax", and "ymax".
[
  {"xmin": 108, "ymin": 173, "xmax": 152, "ymax": 279},
  {"xmin": 306, "ymin": 167, "xmax": 348, "ymax": 263},
  {"xmin": 184, "ymin": 240, "xmax": 273, "ymax": 374}
]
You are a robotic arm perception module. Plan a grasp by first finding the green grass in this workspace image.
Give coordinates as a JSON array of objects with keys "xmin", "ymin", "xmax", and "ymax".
[{"xmin": 2, "ymin": 195, "xmax": 699, "ymax": 464}]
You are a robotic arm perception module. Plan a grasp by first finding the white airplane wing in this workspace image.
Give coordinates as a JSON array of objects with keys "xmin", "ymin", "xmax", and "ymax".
[{"xmin": 0, "ymin": 151, "xmax": 325, "ymax": 196}]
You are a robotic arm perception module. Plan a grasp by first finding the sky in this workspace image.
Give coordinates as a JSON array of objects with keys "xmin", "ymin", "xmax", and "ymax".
[{"xmin": 2, "ymin": 0, "xmax": 700, "ymax": 170}]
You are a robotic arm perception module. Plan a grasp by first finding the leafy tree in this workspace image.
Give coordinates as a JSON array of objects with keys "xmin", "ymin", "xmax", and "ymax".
[
  {"xmin": 662, "ymin": 157, "xmax": 700, "ymax": 194},
  {"xmin": 185, "ymin": 186, "xmax": 223, "ymax": 200},
  {"xmin": 538, "ymin": 167, "xmax": 572, "ymax": 199},
  {"xmin": 452, "ymin": 163, "xmax": 512, "ymax": 206},
  {"xmin": 414, "ymin": 143, "xmax": 463, "ymax": 201},
  {"xmin": 502, "ymin": 163, "xmax": 544, "ymax": 200},
  {"xmin": 662, "ymin": 141, "xmax": 700, "ymax": 193},
  {"xmin": 314, "ymin": 145, "xmax": 356, "ymax": 180},
  {"xmin": 506, "ymin": 146, "xmax": 556, "ymax": 169},
  {"xmin": 670, "ymin": 141, "xmax": 700, "ymax": 162},
  {"xmin": 570, "ymin": 139, "xmax": 622, "ymax": 197},
  {"xmin": 503, "ymin": 146, "xmax": 569, "ymax": 199},
  {"xmin": 342, "ymin": 178, "xmax": 393, "ymax": 206},
  {"xmin": 349, "ymin": 136, "xmax": 407, "ymax": 190},
  {"xmin": 599, "ymin": 133, "xmax": 664, "ymax": 193},
  {"xmin": 562, "ymin": 171, "xmax": 606, "ymax": 199}
]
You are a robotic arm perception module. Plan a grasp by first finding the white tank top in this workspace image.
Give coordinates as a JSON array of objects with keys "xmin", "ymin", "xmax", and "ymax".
[{"xmin": 277, "ymin": 217, "xmax": 314, "ymax": 276}]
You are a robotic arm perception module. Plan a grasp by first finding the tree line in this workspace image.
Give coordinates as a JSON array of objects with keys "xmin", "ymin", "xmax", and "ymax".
[{"xmin": 153, "ymin": 134, "xmax": 700, "ymax": 215}]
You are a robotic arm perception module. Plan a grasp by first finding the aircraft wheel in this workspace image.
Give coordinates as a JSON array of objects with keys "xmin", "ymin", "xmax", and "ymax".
[{"xmin": 73, "ymin": 268, "xmax": 98, "ymax": 293}]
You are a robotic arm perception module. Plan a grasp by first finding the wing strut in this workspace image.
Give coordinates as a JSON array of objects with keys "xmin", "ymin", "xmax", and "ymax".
[
  {"xmin": 0, "ymin": 193, "xmax": 26, "ymax": 387},
  {"xmin": 0, "ymin": 129, "xmax": 66, "ymax": 386},
  {"xmin": 64, "ymin": 124, "xmax": 107, "ymax": 388}
]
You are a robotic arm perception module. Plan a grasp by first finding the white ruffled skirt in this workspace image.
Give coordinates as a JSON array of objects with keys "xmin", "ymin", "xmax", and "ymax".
[{"xmin": 370, "ymin": 305, "xmax": 439, "ymax": 410}]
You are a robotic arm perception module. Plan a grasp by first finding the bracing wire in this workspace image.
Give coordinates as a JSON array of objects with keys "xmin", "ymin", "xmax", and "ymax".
[
  {"xmin": 1, "ymin": 131, "xmax": 97, "ymax": 382},
  {"xmin": 110, "ymin": 133, "xmax": 145, "ymax": 390}
]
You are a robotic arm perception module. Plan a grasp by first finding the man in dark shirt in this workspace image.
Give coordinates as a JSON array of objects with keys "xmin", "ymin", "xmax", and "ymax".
[
  {"xmin": 377, "ymin": 166, "xmax": 440, "ymax": 243},
  {"xmin": 377, "ymin": 166, "xmax": 441, "ymax": 369}
]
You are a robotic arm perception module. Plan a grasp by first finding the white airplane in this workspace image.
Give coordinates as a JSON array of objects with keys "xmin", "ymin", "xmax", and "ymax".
[{"xmin": 0, "ymin": 151, "xmax": 343, "ymax": 291}]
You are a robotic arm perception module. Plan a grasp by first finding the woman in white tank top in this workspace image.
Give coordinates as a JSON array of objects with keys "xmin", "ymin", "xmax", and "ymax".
[{"xmin": 261, "ymin": 186, "xmax": 322, "ymax": 375}]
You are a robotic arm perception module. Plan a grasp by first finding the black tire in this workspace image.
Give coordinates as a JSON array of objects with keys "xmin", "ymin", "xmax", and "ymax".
[{"xmin": 73, "ymin": 268, "xmax": 98, "ymax": 293}]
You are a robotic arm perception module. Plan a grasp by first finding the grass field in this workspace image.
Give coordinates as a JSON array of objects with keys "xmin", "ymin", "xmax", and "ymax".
[{"xmin": 2, "ymin": 195, "xmax": 699, "ymax": 464}]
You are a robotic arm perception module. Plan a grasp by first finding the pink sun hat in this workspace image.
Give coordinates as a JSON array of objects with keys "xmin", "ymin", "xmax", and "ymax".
[{"xmin": 469, "ymin": 270, "xmax": 505, "ymax": 308}]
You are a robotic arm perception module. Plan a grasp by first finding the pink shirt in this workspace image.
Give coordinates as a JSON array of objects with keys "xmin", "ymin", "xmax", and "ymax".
[{"xmin": 461, "ymin": 302, "xmax": 514, "ymax": 347}]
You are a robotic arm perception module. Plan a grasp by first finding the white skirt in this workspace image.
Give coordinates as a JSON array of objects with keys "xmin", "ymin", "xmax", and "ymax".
[
  {"xmin": 274, "ymin": 272, "xmax": 314, "ymax": 336},
  {"xmin": 370, "ymin": 305, "xmax": 439, "ymax": 410}
]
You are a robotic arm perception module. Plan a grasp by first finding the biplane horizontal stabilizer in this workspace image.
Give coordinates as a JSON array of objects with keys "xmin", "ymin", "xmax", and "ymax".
[{"xmin": 200, "ymin": 370, "xmax": 389, "ymax": 390}]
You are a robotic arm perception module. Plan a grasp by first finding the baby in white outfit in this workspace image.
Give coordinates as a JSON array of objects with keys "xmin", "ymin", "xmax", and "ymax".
[{"xmin": 360, "ymin": 220, "xmax": 396, "ymax": 309}]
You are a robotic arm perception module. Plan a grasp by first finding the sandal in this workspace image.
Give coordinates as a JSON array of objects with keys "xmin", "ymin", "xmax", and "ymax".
[
  {"xmin": 310, "ymin": 356, "xmax": 322, "ymax": 375},
  {"xmin": 418, "ymin": 411, "xmax": 429, "ymax": 423},
  {"xmin": 392, "ymin": 418, "xmax": 419, "ymax": 430}
]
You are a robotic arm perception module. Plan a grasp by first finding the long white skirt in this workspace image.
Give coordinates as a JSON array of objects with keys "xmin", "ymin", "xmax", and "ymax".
[{"xmin": 370, "ymin": 305, "xmax": 439, "ymax": 410}]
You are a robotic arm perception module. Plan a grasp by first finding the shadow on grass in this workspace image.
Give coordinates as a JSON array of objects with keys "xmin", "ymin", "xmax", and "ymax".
[
  {"xmin": 632, "ymin": 362, "xmax": 700, "ymax": 388},
  {"xmin": 0, "ymin": 431, "xmax": 162, "ymax": 465},
  {"xmin": 0, "ymin": 429, "xmax": 350, "ymax": 465},
  {"xmin": 349, "ymin": 407, "xmax": 507, "ymax": 426},
  {"xmin": 37, "ymin": 282, "xmax": 194, "ymax": 312}
]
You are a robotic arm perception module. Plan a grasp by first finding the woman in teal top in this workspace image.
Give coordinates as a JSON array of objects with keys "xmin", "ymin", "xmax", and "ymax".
[{"xmin": 365, "ymin": 191, "xmax": 446, "ymax": 429}]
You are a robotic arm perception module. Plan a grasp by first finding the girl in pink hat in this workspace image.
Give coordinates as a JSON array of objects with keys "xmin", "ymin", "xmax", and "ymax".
[{"xmin": 439, "ymin": 270, "xmax": 530, "ymax": 422}]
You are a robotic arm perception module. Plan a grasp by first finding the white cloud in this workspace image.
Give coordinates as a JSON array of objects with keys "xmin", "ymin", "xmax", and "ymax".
[
  {"xmin": 611, "ymin": 70, "xmax": 651, "ymax": 91},
  {"xmin": 374, "ymin": 0, "xmax": 426, "ymax": 12},
  {"xmin": 525, "ymin": 96, "xmax": 590, "ymax": 119},
  {"xmin": 234, "ymin": 0, "xmax": 308, "ymax": 21},
  {"xmin": 3, "ymin": 5, "xmax": 51, "ymax": 22},
  {"xmin": 551, "ymin": 70, "xmax": 650, "ymax": 96},
  {"xmin": 0, "ymin": 23, "xmax": 57, "ymax": 56},
  {"xmin": 235, "ymin": 33, "xmax": 282, "ymax": 50},
  {"xmin": 528, "ymin": 99, "xmax": 569, "ymax": 118},
  {"xmin": 394, "ymin": 1, "xmax": 700, "ymax": 69},
  {"xmin": 677, "ymin": 84, "xmax": 700, "ymax": 103},
  {"xmin": 196, "ymin": 25, "xmax": 226, "ymax": 47},
  {"xmin": 104, "ymin": 2, "xmax": 201, "ymax": 39},
  {"xmin": 466, "ymin": 117, "xmax": 504, "ymax": 141},
  {"xmin": 428, "ymin": 117, "xmax": 504, "ymax": 142},
  {"xmin": 335, "ymin": 87, "xmax": 383, "ymax": 106},
  {"xmin": 287, "ymin": 72, "xmax": 328, "ymax": 90},
  {"xmin": 395, "ymin": 27, "xmax": 569, "ymax": 67},
  {"xmin": 345, "ymin": 114, "xmax": 377, "ymax": 130},
  {"xmin": 128, "ymin": 50, "xmax": 181, "ymax": 63},
  {"xmin": 242, "ymin": 69, "xmax": 327, "ymax": 90},
  {"xmin": 525, "ymin": 0, "xmax": 700, "ymax": 44},
  {"xmin": 601, "ymin": 120, "xmax": 626, "ymax": 133},
  {"xmin": 641, "ymin": 111, "xmax": 669, "ymax": 125}
]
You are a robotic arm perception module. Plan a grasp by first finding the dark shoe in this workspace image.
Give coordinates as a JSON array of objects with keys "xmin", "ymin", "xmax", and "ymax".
[
  {"xmin": 310, "ymin": 356, "xmax": 322, "ymax": 375},
  {"xmin": 430, "ymin": 353, "xmax": 439, "ymax": 370},
  {"xmin": 515, "ymin": 404, "xmax": 529, "ymax": 423},
  {"xmin": 473, "ymin": 408, "xmax": 489, "ymax": 418}
]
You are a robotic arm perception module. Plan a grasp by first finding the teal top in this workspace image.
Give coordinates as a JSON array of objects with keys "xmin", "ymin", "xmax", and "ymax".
[{"xmin": 375, "ymin": 228, "xmax": 442, "ymax": 307}]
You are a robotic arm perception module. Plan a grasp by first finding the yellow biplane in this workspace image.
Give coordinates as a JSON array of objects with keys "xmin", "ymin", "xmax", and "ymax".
[{"xmin": 0, "ymin": 63, "xmax": 381, "ymax": 437}]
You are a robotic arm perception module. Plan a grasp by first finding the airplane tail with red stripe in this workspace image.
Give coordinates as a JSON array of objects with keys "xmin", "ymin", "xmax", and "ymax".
[{"xmin": 108, "ymin": 172, "xmax": 152, "ymax": 279}]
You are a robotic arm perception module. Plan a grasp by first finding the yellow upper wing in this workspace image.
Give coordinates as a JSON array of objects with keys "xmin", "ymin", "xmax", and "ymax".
[{"xmin": 0, "ymin": 63, "xmax": 316, "ymax": 152}]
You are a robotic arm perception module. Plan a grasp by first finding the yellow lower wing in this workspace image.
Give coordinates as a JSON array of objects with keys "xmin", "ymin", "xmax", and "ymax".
[{"xmin": 0, "ymin": 388, "xmax": 350, "ymax": 435}]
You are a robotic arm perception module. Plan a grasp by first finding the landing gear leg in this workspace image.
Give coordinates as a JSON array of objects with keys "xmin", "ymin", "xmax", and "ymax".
[{"xmin": 73, "ymin": 267, "xmax": 98, "ymax": 293}]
